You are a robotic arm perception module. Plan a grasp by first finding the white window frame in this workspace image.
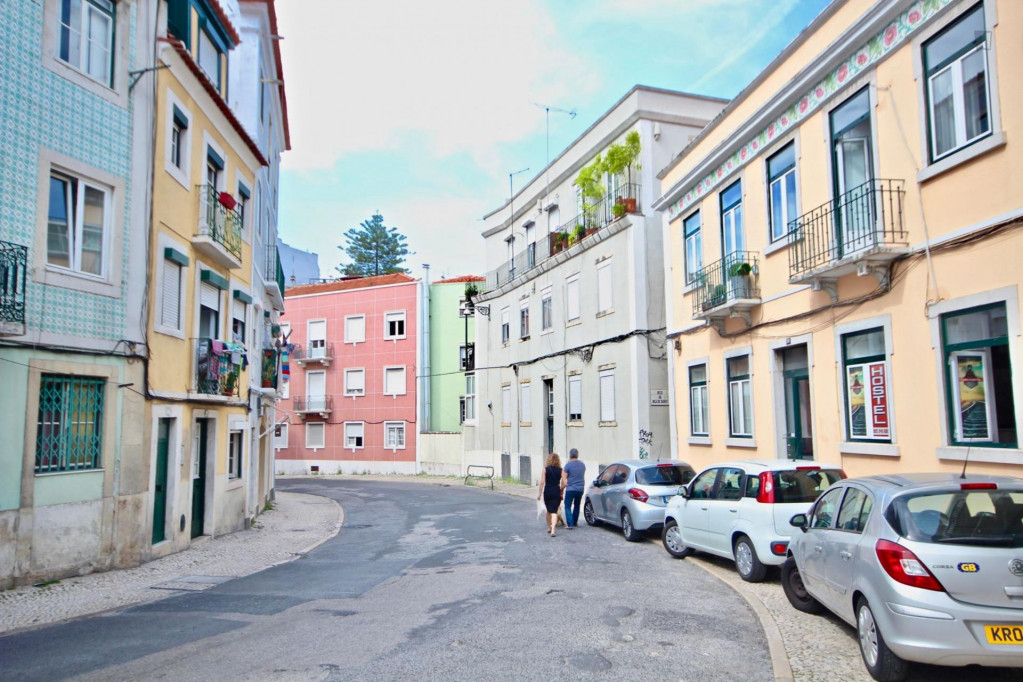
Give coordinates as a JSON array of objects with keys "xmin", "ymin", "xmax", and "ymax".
[
  {"xmin": 599, "ymin": 369, "xmax": 615, "ymax": 423},
  {"xmin": 227, "ymin": 429, "xmax": 243, "ymax": 480},
  {"xmin": 345, "ymin": 315, "xmax": 366, "ymax": 344},
  {"xmin": 833, "ymin": 315, "xmax": 898, "ymax": 457},
  {"xmin": 688, "ymin": 360, "xmax": 710, "ymax": 438},
  {"xmin": 163, "ymin": 93, "xmax": 192, "ymax": 189},
  {"xmin": 683, "ymin": 211, "xmax": 702, "ymax": 285},
  {"xmin": 568, "ymin": 374, "xmax": 582, "ymax": 422},
  {"xmin": 767, "ymin": 143, "xmax": 798, "ymax": 243},
  {"xmin": 344, "ymin": 368, "xmax": 366, "ymax": 397},
  {"xmin": 500, "ymin": 307, "xmax": 510, "ymax": 345},
  {"xmin": 56, "ymin": 0, "xmax": 114, "ymax": 86},
  {"xmin": 41, "ymin": 0, "xmax": 128, "ymax": 105},
  {"xmin": 566, "ymin": 274, "xmax": 580, "ymax": 323},
  {"xmin": 384, "ymin": 421, "xmax": 406, "ymax": 450},
  {"xmin": 383, "ymin": 366, "xmax": 407, "ymax": 397},
  {"xmin": 463, "ymin": 373, "xmax": 476, "ymax": 424},
  {"xmin": 519, "ymin": 302, "xmax": 530, "ymax": 339},
  {"xmin": 155, "ymin": 235, "xmax": 188, "ymax": 339},
  {"xmin": 306, "ymin": 422, "xmax": 325, "ymax": 450},
  {"xmin": 725, "ymin": 352, "xmax": 753, "ymax": 438},
  {"xmin": 596, "ymin": 258, "xmax": 613, "ymax": 314},
  {"xmin": 305, "ymin": 370, "xmax": 327, "ymax": 411},
  {"xmin": 541, "ymin": 287, "xmax": 553, "ymax": 332},
  {"xmin": 520, "ymin": 382, "xmax": 531, "ymax": 424},
  {"xmin": 344, "ymin": 421, "xmax": 365, "ymax": 450},
  {"xmin": 45, "ymin": 168, "xmax": 111, "ymax": 280},
  {"xmin": 384, "ymin": 310, "xmax": 406, "ymax": 340},
  {"xmin": 501, "ymin": 385, "xmax": 511, "ymax": 426}
]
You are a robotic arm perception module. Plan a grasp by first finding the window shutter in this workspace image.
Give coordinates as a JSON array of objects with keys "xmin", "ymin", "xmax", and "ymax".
[
  {"xmin": 386, "ymin": 368, "xmax": 405, "ymax": 394},
  {"xmin": 161, "ymin": 260, "xmax": 181, "ymax": 328},
  {"xmin": 569, "ymin": 376, "xmax": 582, "ymax": 418},
  {"xmin": 346, "ymin": 316, "xmax": 365, "ymax": 342},
  {"xmin": 502, "ymin": 386, "xmax": 511, "ymax": 420},
  {"xmin": 200, "ymin": 282, "xmax": 220, "ymax": 310},
  {"xmin": 520, "ymin": 384, "xmax": 531, "ymax": 423},
  {"xmin": 597, "ymin": 262, "xmax": 613, "ymax": 312},
  {"xmin": 347, "ymin": 370, "xmax": 365, "ymax": 393},
  {"xmin": 567, "ymin": 279, "xmax": 580, "ymax": 320},
  {"xmin": 232, "ymin": 298, "xmax": 246, "ymax": 322},
  {"xmin": 308, "ymin": 320, "xmax": 326, "ymax": 343},
  {"xmin": 600, "ymin": 371, "xmax": 615, "ymax": 422}
]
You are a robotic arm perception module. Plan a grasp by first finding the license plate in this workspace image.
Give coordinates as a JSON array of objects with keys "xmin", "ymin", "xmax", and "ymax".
[{"xmin": 985, "ymin": 625, "xmax": 1023, "ymax": 645}]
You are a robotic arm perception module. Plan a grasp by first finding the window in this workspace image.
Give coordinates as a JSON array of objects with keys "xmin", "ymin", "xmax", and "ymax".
[
  {"xmin": 924, "ymin": 4, "xmax": 990, "ymax": 161},
  {"xmin": 306, "ymin": 422, "xmax": 325, "ymax": 449},
  {"xmin": 459, "ymin": 344, "xmax": 469, "ymax": 371},
  {"xmin": 47, "ymin": 171, "xmax": 109, "ymax": 276},
  {"xmin": 835, "ymin": 487, "xmax": 873, "ymax": 533},
  {"xmin": 599, "ymin": 369, "xmax": 615, "ymax": 423},
  {"xmin": 727, "ymin": 355, "xmax": 752, "ymax": 437},
  {"xmin": 237, "ymin": 183, "xmax": 250, "ymax": 237},
  {"xmin": 811, "ymin": 487, "xmax": 843, "ymax": 529},
  {"xmin": 344, "ymin": 422, "xmax": 364, "ymax": 449},
  {"xmin": 683, "ymin": 212, "xmax": 702, "ymax": 284},
  {"xmin": 344, "ymin": 368, "xmax": 365, "ymax": 396},
  {"xmin": 206, "ymin": 150, "xmax": 223, "ymax": 190},
  {"xmin": 345, "ymin": 315, "xmax": 365, "ymax": 343},
  {"xmin": 463, "ymin": 373, "xmax": 476, "ymax": 422},
  {"xmin": 308, "ymin": 319, "xmax": 327, "ymax": 358},
  {"xmin": 520, "ymin": 383, "xmax": 531, "ymax": 423},
  {"xmin": 228, "ymin": 430, "xmax": 243, "ymax": 479},
  {"xmin": 384, "ymin": 366, "xmax": 406, "ymax": 396},
  {"xmin": 170, "ymin": 107, "xmax": 188, "ymax": 170},
  {"xmin": 842, "ymin": 328, "xmax": 891, "ymax": 441},
  {"xmin": 384, "ymin": 422, "xmax": 406, "ymax": 450},
  {"xmin": 384, "ymin": 311, "xmax": 406, "ymax": 339},
  {"xmin": 519, "ymin": 303, "xmax": 530, "ymax": 339},
  {"xmin": 597, "ymin": 259, "xmax": 613, "ymax": 314},
  {"xmin": 830, "ymin": 88, "xmax": 874, "ymax": 253},
  {"xmin": 58, "ymin": 0, "xmax": 114, "ymax": 85},
  {"xmin": 688, "ymin": 468, "xmax": 719, "ymax": 500},
  {"xmin": 232, "ymin": 297, "xmax": 246, "ymax": 345},
  {"xmin": 941, "ymin": 303, "xmax": 1015, "ymax": 446},
  {"xmin": 502, "ymin": 385, "xmax": 511, "ymax": 424},
  {"xmin": 35, "ymin": 374, "xmax": 104, "ymax": 473},
  {"xmin": 501, "ymin": 307, "xmax": 510, "ymax": 345},
  {"xmin": 568, "ymin": 375, "xmax": 582, "ymax": 422},
  {"xmin": 160, "ymin": 252, "xmax": 185, "ymax": 331},
  {"xmin": 767, "ymin": 143, "xmax": 797, "ymax": 242},
  {"xmin": 566, "ymin": 275, "xmax": 580, "ymax": 322},
  {"xmin": 689, "ymin": 364, "xmax": 709, "ymax": 436},
  {"xmin": 197, "ymin": 27, "xmax": 222, "ymax": 89},
  {"xmin": 458, "ymin": 297, "xmax": 471, "ymax": 317},
  {"xmin": 198, "ymin": 281, "xmax": 221, "ymax": 339},
  {"xmin": 720, "ymin": 181, "xmax": 744, "ymax": 258},
  {"xmin": 541, "ymin": 288, "xmax": 553, "ymax": 331},
  {"xmin": 274, "ymin": 423, "xmax": 288, "ymax": 449}
]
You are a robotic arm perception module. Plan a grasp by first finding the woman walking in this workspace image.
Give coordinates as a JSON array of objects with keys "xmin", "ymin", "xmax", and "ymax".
[{"xmin": 538, "ymin": 453, "xmax": 564, "ymax": 537}]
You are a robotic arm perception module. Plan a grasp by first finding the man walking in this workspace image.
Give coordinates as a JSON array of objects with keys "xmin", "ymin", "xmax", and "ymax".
[{"xmin": 561, "ymin": 449, "xmax": 586, "ymax": 528}]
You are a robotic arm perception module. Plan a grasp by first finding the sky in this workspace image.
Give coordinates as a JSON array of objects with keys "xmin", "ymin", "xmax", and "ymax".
[{"xmin": 274, "ymin": 0, "xmax": 833, "ymax": 282}]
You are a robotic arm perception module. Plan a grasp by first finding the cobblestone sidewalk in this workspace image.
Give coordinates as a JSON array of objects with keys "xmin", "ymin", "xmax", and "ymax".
[{"xmin": 0, "ymin": 492, "xmax": 341, "ymax": 635}]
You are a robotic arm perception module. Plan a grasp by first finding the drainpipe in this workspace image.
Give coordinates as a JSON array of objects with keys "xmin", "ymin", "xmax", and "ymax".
[{"xmin": 421, "ymin": 265, "xmax": 431, "ymax": 433}]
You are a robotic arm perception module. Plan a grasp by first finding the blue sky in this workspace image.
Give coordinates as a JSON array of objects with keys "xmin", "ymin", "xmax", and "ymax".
[{"xmin": 275, "ymin": 0, "xmax": 832, "ymax": 281}]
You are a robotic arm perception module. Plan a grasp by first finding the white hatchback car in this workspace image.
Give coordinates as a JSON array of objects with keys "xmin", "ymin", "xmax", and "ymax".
[{"xmin": 662, "ymin": 459, "xmax": 845, "ymax": 581}]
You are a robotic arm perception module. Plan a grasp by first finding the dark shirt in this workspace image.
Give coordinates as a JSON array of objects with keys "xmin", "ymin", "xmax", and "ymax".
[{"xmin": 544, "ymin": 466, "xmax": 562, "ymax": 496}]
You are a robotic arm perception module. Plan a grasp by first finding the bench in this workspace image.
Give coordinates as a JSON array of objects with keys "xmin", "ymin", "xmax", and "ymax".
[{"xmin": 465, "ymin": 465, "xmax": 495, "ymax": 490}]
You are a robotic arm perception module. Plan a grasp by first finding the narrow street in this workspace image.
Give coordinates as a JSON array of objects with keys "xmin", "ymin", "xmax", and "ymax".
[{"xmin": 0, "ymin": 479, "xmax": 768, "ymax": 681}]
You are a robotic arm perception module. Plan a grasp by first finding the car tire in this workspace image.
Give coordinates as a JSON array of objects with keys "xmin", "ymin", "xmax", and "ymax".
[
  {"xmin": 781, "ymin": 557, "xmax": 823, "ymax": 614},
  {"xmin": 662, "ymin": 519, "xmax": 692, "ymax": 558},
  {"xmin": 856, "ymin": 597, "xmax": 909, "ymax": 682},
  {"xmin": 583, "ymin": 499, "xmax": 600, "ymax": 526},
  {"xmin": 733, "ymin": 535, "xmax": 767, "ymax": 582},
  {"xmin": 621, "ymin": 509, "xmax": 642, "ymax": 542}
]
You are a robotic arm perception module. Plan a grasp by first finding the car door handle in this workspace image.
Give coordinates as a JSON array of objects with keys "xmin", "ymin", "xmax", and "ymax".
[
  {"xmin": 729, "ymin": 509, "xmax": 737, "ymax": 513},
  {"xmin": 813, "ymin": 545, "xmax": 822, "ymax": 554},
  {"xmin": 840, "ymin": 550, "xmax": 852, "ymax": 561},
  {"xmin": 700, "ymin": 507, "xmax": 708, "ymax": 511}
]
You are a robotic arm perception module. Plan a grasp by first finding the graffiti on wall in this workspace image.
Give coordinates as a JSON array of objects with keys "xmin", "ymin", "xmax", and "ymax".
[{"xmin": 638, "ymin": 429, "xmax": 653, "ymax": 459}]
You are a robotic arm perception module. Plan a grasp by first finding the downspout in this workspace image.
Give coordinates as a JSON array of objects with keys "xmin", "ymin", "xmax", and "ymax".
[{"xmin": 421, "ymin": 265, "xmax": 431, "ymax": 433}]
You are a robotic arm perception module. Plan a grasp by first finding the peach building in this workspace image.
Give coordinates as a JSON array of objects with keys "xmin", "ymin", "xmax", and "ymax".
[
  {"xmin": 654, "ymin": 0, "xmax": 1022, "ymax": 478},
  {"xmin": 275, "ymin": 274, "xmax": 419, "ymax": 473}
]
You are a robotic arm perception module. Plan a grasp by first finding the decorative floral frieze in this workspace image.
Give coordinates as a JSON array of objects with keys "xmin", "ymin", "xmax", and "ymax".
[{"xmin": 667, "ymin": 0, "xmax": 953, "ymax": 222}]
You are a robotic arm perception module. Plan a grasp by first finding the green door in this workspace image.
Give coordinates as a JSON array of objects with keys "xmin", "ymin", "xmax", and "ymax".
[
  {"xmin": 780, "ymin": 345, "xmax": 813, "ymax": 460},
  {"xmin": 191, "ymin": 419, "xmax": 207, "ymax": 538},
  {"xmin": 152, "ymin": 419, "xmax": 170, "ymax": 544}
]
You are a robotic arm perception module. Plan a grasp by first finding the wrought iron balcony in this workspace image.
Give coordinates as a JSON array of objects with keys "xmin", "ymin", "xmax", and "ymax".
[
  {"xmin": 787, "ymin": 179, "xmax": 907, "ymax": 288},
  {"xmin": 260, "ymin": 348, "xmax": 279, "ymax": 391},
  {"xmin": 292, "ymin": 342, "xmax": 334, "ymax": 367},
  {"xmin": 294, "ymin": 395, "xmax": 333, "ymax": 417},
  {"xmin": 262, "ymin": 244, "xmax": 285, "ymax": 309},
  {"xmin": 194, "ymin": 338, "xmax": 245, "ymax": 397},
  {"xmin": 690, "ymin": 251, "xmax": 761, "ymax": 327},
  {"xmin": 0, "ymin": 239, "xmax": 27, "ymax": 335},
  {"xmin": 195, "ymin": 185, "xmax": 243, "ymax": 269}
]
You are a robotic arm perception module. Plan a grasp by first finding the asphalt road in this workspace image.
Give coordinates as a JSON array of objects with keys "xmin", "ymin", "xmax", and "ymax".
[{"xmin": 0, "ymin": 478, "xmax": 771, "ymax": 681}]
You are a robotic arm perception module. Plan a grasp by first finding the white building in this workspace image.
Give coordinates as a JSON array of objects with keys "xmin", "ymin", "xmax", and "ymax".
[{"xmin": 463, "ymin": 86, "xmax": 727, "ymax": 482}]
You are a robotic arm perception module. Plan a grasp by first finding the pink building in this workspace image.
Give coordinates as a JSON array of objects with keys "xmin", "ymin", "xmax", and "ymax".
[{"xmin": 275, "ymin": 274, "xmax": 419, "ymax": 474}]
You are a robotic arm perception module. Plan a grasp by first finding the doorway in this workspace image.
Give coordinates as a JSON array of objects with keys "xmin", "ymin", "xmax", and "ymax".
[
  {"xmin": 779, "ymin": 345, "xmax": 814, "ymax": 460},
  {"xmin": 544, "ymin": 379, "xmax": 554, "ymax": 455},
  {"xmin": 191, "ymin": 419, "xmax": 209, "ymax": 538},
  {"xmin": 152, "ymin": 418, "xmax": 171, "ymax": 544},
  {"xmin": 830, "ymin": 88, "xmax": 875, "ymax": 257}
]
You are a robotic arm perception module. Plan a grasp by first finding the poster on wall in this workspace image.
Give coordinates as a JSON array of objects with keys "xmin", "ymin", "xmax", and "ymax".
[
  {"xmin": 846, "ymin": 360, "xmax": 890, "ymax": 440},
  {"xmin": 950, "ymin": 350, "xmax": 995, "ymax": 442}
]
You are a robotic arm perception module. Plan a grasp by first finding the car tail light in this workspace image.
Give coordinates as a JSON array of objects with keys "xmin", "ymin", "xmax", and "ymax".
[
  {"xmin": 961, "ymin": 483, "xmax": 997, "ymax": 490},
  {"xmin": 627, "ymin": 488, "xmax": 649, "ymax": 503},
  {"xmin": 840, "ymin": 469, "xmax": 848, "ymax": 480},
  {"xmin": 795, "ymin": 466, "xmax": 820, "ymax": 471},
  {"xmin": 771, "ymin": 541, "xmax": 789, "ymax": 556},
  {"xmin": 656, "ymin": 463, "xmax": 674, "ymax": 468},
  {"xmin": 756, "ymin": 472, "xmax": 774, "ymax": 504},
  {"xmin": 875, "ymin": 539, "xmax": 944, "ymax": 592}
]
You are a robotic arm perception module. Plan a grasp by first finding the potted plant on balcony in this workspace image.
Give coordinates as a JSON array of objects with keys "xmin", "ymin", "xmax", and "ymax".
[
  {"xmin": 464, "ymin": 282, "xmax": 479, "ymax": 299},
  {"xmin": 570, "ymin": 224, "xmax": 586, "ymax": 245},
  {"xmin": 727, "ymin": 261, "xmax": 754, "ymax": 299},
  {"xmin": 574, "ymin": 154, "xmax": 606, "ymax": 230},
  {"xmin": 612, "ymin": 200, "xmax": 626, "ymax": 219},
  {"xmin": 218, "ymin": 192, "xmax": 237, "ymax": 210},
  {"xmin": 604, "ymin": 130, "xmax": 641, "ymax": 213}
]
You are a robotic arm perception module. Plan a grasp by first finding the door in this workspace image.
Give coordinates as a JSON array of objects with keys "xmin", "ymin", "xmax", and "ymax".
[
  {"xmin": 780, "ymin": 345, "xmax": 813, "ymax": 460},
  {"xmin": 801, "ymin": 486, "xmax": 844, "ymax": 609},
  {"xmin": 308, "ymin": 320, "xmax": 326, "ymax": 358},
  {"xmin": 307, "ymin": 371, "xmax": 326, "ymax": 411},
  {"xmin": 152, "ymin": 418, "xmax": 170, "ymax": 544},
  {"xmin": 590, "ymin": 464, "xmax": 619, "ymax": 522},
  {"xmin": 682, "ymin": 468, "xmax": 719, "ymax": 550},
  {"xmin": 830, "ymin": 88, "xmax": 874, "ymax": 257},
  {"xmin": 706, "ymin": 467, "xmax": 745, "ymax": 556},
  {"xmin": 191, "ymin": 419, "xmax": 208, "ymax": 538},
  {"xmin": 600, "ymin": 465, "xmax": 631, "ymax": 522},
  {"xmin": 823, "ymin": 486, "xmax": 873, "ymax": 622},
  {"xmin": 544, "ymin": 379, "xmax": 554, "ymax": 454}
]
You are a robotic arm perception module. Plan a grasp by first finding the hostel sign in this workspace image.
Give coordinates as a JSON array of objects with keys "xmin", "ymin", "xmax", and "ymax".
[{"xmin": 847, "ymin": 361, "xmax": 890, "ymax": 440}]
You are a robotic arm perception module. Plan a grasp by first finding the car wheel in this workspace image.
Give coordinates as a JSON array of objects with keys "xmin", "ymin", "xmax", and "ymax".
[
  {"xmin": 583, "ymin": 499, "xmax": 600, "ymax": 526},
  {"xmin": 621, "ymin": 509, "xmax": 641, "ymax": 542},
  {"xmin": 662, "ymin": 519, "xmax": 692, "ymax": 558},
  {"xmin": 733, "ymin": 535, "xmax": 767, "ymax": 582},
  {"xmin": 781, "ymin": 557, "xmax": 823, "ymax": 614},
  {"xmin": 856, "ymin": 597, "xmax": 909, "ymax": 682}
]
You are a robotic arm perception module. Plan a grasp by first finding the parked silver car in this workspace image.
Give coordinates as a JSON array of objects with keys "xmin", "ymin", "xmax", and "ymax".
[
  {"xmin": 783, "ymin": 473, "xmax": 1023, "ymax": 681},
  {"xmin": 584, "ymin": 460, "xmax": 696, "ymax": 541}
]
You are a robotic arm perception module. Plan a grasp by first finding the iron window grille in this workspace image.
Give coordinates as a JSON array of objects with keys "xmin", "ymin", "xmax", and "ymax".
[{"xmin": 36, "ymin": 375, "xmax": 104, "ymax": 473}]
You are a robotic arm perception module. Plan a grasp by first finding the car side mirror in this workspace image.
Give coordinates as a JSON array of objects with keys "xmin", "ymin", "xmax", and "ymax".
[
  {"xmin": 592, "ymin": 479, "xmax": 603, "ymax": 488},
  {"xmin": 678, "ymin": 485, "xmax": 690, "ymax": 498},
  {"xmin": 790, "ymin": 513, "xmax": 808, "ymax": 532}
]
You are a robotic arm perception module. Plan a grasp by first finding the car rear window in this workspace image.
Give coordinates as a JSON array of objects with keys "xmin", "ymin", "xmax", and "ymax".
[
  {"xmin": 886, "ymin": 489, "xmax": 1023, "ymax": 547},
  {"xmin": 772, "ymin": 469, "xmax": 845, "ymax": 504},
  {"xmin": 636, "ymin": 465, "xmax": 695, "ymax": 486}
]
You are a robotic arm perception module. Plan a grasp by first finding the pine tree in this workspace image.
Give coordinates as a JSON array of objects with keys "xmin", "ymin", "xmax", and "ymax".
[{"xmin": 336, "ymin": 213, "xmax": 411, "ymax": 277}]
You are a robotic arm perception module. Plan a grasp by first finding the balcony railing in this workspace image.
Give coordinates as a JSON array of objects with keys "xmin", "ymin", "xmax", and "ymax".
[
  {"xmin": 194, "ymin": 338, "xmax": 245, "ymax": 397},
  {"xmin": 691, "ymin": 251, "xmax": 761, "ymax": 317},
  {"xmin": 484, "ymin": 183, "xmax": 641, "ymax": 291},
  {"xmin": 261, "ymin": 348, "xmax": 279, "ymax": 390},
  {"xmin": 294, "ymin": 395, "xmax": 333, "ymax": 415},
  {"xmin": 292, "ymin": 342, "xmax": 334, "ymax": 366},
  {"xmin": 0, "ymin": 239, "xmax": 27, "ymax": 333},
  {"xmin": 262, "ymin": 244, "xmax": 286, "ymax": 308},
  {"xmin": 197, "ymin": 185, "xmax": 243, "ymax": 265},
  {"xmin": 787, "ymin": 179, "xmax": 906, "ymax": 281}
]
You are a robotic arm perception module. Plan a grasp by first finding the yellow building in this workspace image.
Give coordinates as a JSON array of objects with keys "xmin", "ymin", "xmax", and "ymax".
[
  {"xmin": 146, "ymin": 0, "xmax": 270, "ymax": 552},
  {"xmin": 655, "ymin": 0, "xmax": 1022, "ymax": 478}
]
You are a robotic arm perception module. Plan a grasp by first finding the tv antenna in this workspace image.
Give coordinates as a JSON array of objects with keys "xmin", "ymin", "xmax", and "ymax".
[{"xmin": 533, "ymin": 103, "xmax": 577, "ymax": 209}]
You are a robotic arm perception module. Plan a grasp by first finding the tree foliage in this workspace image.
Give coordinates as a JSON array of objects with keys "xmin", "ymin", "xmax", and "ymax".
[{"xmin": 336, "ymin": 213, "xmax": 411, "ymax": 277}]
